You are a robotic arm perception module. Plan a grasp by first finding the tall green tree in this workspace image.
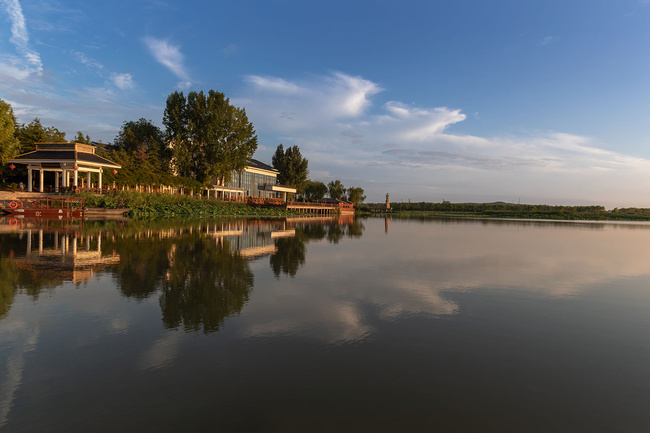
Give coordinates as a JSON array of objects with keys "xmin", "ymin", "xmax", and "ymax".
[
  {"xmin": 14, "ymin": 118, "xmax": 66, "ymax": 152},
  {"xmin": 114, "ymin": 118, "xmax": 165, "ymax": 154},
  {"xmin": 303, "ymin": 180, "xmax": 328, "ymax": 202},
  {"xmin": 163, "ymin": 90, "xmax": 258, "ymax": 184},
  {"xmin": 0, "ymin": 99, "xmax": 21, "ymax": 167},
  {"xmin": 272, "ymin": 143, "xmax": 309, "ymax": 194},
  {"xmin": 328, "ymin": 180, "xmax": 346, "ymax": 200},
  {"xmin": 113, "ymin": 118, "xmax": 170, "ymax": 175},
  {"xmin": 73, "ymin": 131, "xmax": 91, "ymax": 144},
  {"xmin": 346, "ymin": 186, "xmax": 366, "ymax": 205}
]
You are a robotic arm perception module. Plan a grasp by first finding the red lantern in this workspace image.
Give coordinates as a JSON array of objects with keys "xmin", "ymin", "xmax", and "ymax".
[
  {"xmin": 9, "ymin": 164, "xmax": 15, "ymax": 171},
  {"xmin": 112, "ymin": 169, "xmax": 117, "ymax": 175},
  {"xmin": 74, "ymin": 165, "xmax": 79, "ymax": 171}
]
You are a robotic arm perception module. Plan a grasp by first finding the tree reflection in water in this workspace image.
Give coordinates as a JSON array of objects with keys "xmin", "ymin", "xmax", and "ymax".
[
  {"xmin": 270, "ymin": 235, "xmax": 306, "ymax": 278},
  {"xmin": 271, "ymin": 216, "xmax": 365, "ymax": 278},
  {"xmin": 160, "ymin": 238, "xmax": 254, "ymax": 333},
  {"xmin": 0, "ymin": 217, "xmax": 365, "ymax": 331}
]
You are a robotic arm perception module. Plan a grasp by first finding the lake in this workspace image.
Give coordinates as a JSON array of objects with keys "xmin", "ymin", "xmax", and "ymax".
[{"xmin": 1, "ymin": 215, "xmax": 650, "ymax": 432}]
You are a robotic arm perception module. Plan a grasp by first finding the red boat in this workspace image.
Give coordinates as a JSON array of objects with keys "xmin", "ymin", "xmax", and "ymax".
[{"xmin": 3, "ymin": 196, "xmax": 86, "ymax": 219}]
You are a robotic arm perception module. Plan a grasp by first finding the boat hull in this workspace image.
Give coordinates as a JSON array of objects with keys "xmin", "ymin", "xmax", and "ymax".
[{"xmin": 7, "ymin": 208, "xmax": 85, "ymax": 218}]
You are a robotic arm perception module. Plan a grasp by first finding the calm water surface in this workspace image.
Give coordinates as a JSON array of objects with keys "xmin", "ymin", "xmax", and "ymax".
[{"xmin": 1, "ymin": 215, "xmax": 650, "ymax": 432}]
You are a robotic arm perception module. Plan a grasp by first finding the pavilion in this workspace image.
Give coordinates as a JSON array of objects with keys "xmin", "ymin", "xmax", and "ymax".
[{"xmin": 8, "ymin": 142, "xmax": 121, "ymax": 193}]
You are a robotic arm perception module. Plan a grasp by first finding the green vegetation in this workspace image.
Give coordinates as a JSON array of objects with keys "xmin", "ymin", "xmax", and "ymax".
[
  {"xmin": 80, "ymin": 190, "xmax": 301, "ymax": 218},
  {"xmin": 0, "ymin": 99, "xmax": 21, "ymax": 176},
  {"xmin": 0, "ymin": 96, "xmax": 370, "ymax": 203},
  {"xmin": 346, "ymin": 186, "xmax": 366, "ymax": 205},
  {"xmin": 359, "ymin": 201, "xmax": 650, "ymax": 221},
  {"xmin": 272, "ymin": 143, "xmax": 309, "ymax": 194},
  {"xmin": 302, "ymin": 180, "xmax": 328, "ymax": 201},
  {"xmin": 327, "ymin": 180, "xmax": 346, "ymax": 200},
  {"xmin": 164, "ymin": 90, "xmax": 258, "ymax": 185}
]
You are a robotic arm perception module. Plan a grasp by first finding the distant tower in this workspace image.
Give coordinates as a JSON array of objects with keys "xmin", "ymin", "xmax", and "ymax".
[{"xmin": 386, "ymin": 193, "xmax": 390, "ymax": 210}]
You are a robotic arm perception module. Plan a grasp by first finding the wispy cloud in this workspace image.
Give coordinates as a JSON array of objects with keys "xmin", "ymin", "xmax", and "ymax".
[
  {"xmin": 111, "ymin": 73, "xmax": 134, "ymax": 90},
  {"xmin": 143, "ymin": 37, "xmax": 191, "ymax": 88},
  {"xmin": 0, "ymin": 0, "xmax": 43, "ymax": 79},
  {"xmin": 70, "ymin": 50, "xmax": 104, "ymax": 71},
  {"xmin": 67, "ymin": 50, "xmax": 135, "ymax": 91},
  {"xmin": 236, "ymin": 72, "xmax": 650, "ymax": 207},
  {"xmin": 541, "ymin": 35, "xmax": 554, "ymax": 46},
  {"xmin": 221, "ymin": 44, "xmax": 239, "ymax": 55}
]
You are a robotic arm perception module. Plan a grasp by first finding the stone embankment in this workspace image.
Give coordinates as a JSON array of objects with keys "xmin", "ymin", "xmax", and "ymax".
[{"xmin": 0, "ymin": 191, "xmax": 44, "ymax": 200}]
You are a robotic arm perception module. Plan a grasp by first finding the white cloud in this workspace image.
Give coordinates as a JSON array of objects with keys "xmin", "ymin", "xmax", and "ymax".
[
  {"xmin": 329, "ymin": 72, "xmax": 382, "ymax": 117},
  {"xmin": 221, "ymin": 43, "xmax": 239, "ymax": 55},
  {"xmin": 111, "ymin": 72, "xmax": 134, "ymax": 90},
  {"xmin": 235, "ymin": 72, "xmax": 650, "ymax": 207},
  {"xmin": 143, "ymin": 37, "xmax": 191, "ymax": 85},
  {"xmin": 0, "ymin": 0, "xmax": 43, "ymax": 79},
  {"xmin": 541, "ymin": 35, "xmax": 554, "ymax": 46},
  {"xmin": 246, "ymin": 75, "xmax": 305, "ymax": 94},
  {"xmin": 71, "ymin": 50, "xmax": 103, "ymax": 71}
]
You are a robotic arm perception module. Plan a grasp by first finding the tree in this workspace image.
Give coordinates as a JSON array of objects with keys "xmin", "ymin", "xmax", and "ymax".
[
  {"xmin": 346, "ymin": 186, "xmax": 366, "ymax": 205},
  {"xmin": 303, "ymin": 180, "xmax": 328, "ymax": 202},
  {"xmin": 113, "ymin": 118, "xmax": 170, "ymax": 175},
  {"xmin": 272, "ymin": 144, "xmax": 309, "ymax": 194},
  {"xmin": 0, "ymin": 99, "xmax": 21, "ymax": 167},
  {"xmin": 73, "ymin": 131, "xmax": 91, "ymax": 144},
  {"xmin": 272, "ymin": 144, "xmax": 285, "ymax": 175},
  {"xmin": 14, "ymin": 118, "xmax": 66, "ymax": 152},
  {"xmin": 163, "ymin": 90, "xmax": 258, "ymax": 184},
  {"xmin": 328, "ymin": 180, "xmax": 346, "ymax": 200},
  {"xmin": 114, "ymin": 118, "xmax": 164, "ymax": 154}
]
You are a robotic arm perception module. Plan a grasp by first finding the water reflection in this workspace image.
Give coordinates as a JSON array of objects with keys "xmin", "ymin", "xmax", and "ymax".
[
  {"xmin": 3, "ymin": 216, "xmax": 650, "ymax": 431},
  {"xmin": 160, "ymin": 237, "xmax": 254, "ymax": 333},
  {"xmin": 0, "ymin": 215, "xmax": 365, "ymax": 334}
]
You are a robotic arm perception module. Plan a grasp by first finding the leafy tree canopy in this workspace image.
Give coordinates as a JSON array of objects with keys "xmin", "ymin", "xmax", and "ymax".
[
  {"xmin": 0, "ymin": 99, "xmax": 21, "ymax": 167},
  {"xmin": 163, "ymin": 90, "xmax": 258, "ymax": 184},
  {"xmin": 272, "ymin": 144, "xmax": 309, "ymax": 194},
  {"xmin": 303, "ymin": 180, "xmax": 328, "ymax": 202},
  {"xmin": 114, "ymin": 118, "xmax": 165, "ymax": 154},
  {"xmin": 74, "ymin": 131, "xmax": 91, "ymax": 144},
  {"xmin": 15, "ymin": 118, "xmax": 66, "ymax": 152},
  {"xmin": 346, "ymin": 186, "xmax": 366, "ymax": 205},
  {"xmin": 328, "ymin": 180, "xmax": 346, "ymax": 200}
]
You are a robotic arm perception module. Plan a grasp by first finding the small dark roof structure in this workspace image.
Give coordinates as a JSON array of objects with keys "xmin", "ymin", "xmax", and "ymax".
[
  {"xmin": 10, "ymin": 142, "xmax": 121, "ymax": 168},
  {"xmin": 319, "ymin": 198, "xmax": 353, "ymax": 205},
  {"xmin": 248, "ymin": 158, "xmax": 277, "ymax": 173},
  {"xmin": 8, "ymin": 142, "xmax": 122, "ymax": 193}
]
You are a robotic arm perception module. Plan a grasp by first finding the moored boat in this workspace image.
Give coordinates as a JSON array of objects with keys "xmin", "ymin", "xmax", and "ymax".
[{"xmin": 2, "ymin": 196, "xmax": 87, "ymax": 218}]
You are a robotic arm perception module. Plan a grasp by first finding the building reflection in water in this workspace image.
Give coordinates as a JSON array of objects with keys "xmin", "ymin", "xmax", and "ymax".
[
  {"xmin": 3, "ymin": 218, "xmax": 119, "ymax": 284},
  {"xmin": 0, "ymin": 215, "xmax": 365, "ymax": 333}
]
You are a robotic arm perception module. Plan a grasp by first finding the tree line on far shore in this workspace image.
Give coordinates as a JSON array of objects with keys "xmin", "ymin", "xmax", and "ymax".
[
  {"xmin": 0, "ymin": 93, "xmax": 365, "ymax": 204},
  {"xmin": 362, "ymin": 200, "xmax": 650, "ymax": 220}
]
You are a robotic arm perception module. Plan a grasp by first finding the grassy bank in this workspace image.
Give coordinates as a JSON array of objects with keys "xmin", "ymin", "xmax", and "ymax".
[
  {"xmin": 357, "ymin": 202, "xmax": 650, "ymax": 221},
  {"xmin": 80, "ymin": 191, "xmax": 300, "ymax": 218}
]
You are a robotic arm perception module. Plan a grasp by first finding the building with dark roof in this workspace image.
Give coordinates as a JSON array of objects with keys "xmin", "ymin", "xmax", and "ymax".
[
  {"xmin": 209, "ymin": 158, "xmax": 297, "ymax": 201},
  {"xmin": 8, "ymin": 142, "xmax": 121, "ymax": 193}
]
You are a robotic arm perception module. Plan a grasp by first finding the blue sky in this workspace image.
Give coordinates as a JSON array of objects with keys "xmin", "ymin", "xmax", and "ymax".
[{"xmin": 1, "ymin": 0, "xmax": 650, "ymax": 207}]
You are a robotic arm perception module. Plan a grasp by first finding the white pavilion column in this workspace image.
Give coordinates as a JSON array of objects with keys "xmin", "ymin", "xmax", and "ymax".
[
  {"xmin": 98, "ymin": 168, "xmax": 103, "ymax": 190},
  {"xmin": 73, "ymin": 170, "xmax": 78, "ymax": 188},
  {"xmin": 62, "ymin": 169, "xmax": 68, "ymax": 187},
  {"xmin": 86, "ymin": 171, "xmax": 91, "ymax": 189},
  {"xmin": 27, "ymin": 167, "xmax": 33, "ymax": 192},
  {"xmin": 55, "ymin": 172, "xmax": 60, "ymax": 192},
  {"xmin": 39, "ymin": 169, "xmax": 44, "ymax": 193}
]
